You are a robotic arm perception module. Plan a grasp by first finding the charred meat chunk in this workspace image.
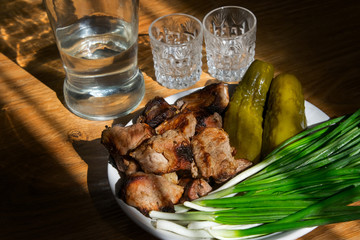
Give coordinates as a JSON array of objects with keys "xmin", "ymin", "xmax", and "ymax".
[
  {"xmin": 137, "ymin": 96, "xmax": 178, "ymax": 128},
  {"xmin": 179, "ymin": 178, "xmax": 212, "ymax": 203},
  {"xmin": 102, "ymin": 123, "xmax": 154, "ymax": 174},
  {"xmin": 111, "ymin": 155, "xmax": 140, "ymax": 175},
  {"xmin": 175, "ymin": 83, "xmax": 229, "ymax": 114},
  {"xmin": 101, "ymin": 123, "xmax": 154, "ymax": 156},
  {"xmin": 194, "ymin": 111, "xmax": 223, "ymax": 134},
  {"xmin": 155, "ymin": 110, "xmax": 197, "ymax": 140},
  {"xmin": 130, "ymin": 130, "xmax": 195, "ymax": 175},
  {"xmin": 121, "ymin": 172, "xmax": 184, "ymax": 215},
  {"xmin": 191, "ymin": 127, "xmax": 252, "ymax": 183}
]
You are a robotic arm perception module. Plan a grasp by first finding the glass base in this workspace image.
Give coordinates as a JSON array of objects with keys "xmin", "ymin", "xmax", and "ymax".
[
  {"xmin": 207, "ymin": 59, "xmax": 254, "ymax": 82},
  {"xmin": 64, "ymin": 70, "xmax": 145, "ymax": 121}
]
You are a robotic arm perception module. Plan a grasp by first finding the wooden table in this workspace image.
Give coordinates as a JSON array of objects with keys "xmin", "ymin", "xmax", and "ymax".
[{"xmin": 1, "ymin": 0, "xmax": 359, "ymax": 239}]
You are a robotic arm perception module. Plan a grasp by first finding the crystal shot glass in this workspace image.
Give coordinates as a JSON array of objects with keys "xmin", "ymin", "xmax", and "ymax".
[
  {"xmin": 149, "ymin": 13, "xmax": 203, "ymax": 89},
  {"xmin": 203, "ymin": 6, "xmax": 257, "ymax": 82}
]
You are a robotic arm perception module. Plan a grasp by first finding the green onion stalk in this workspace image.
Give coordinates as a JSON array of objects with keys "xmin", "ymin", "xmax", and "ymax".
[{"xmin": 150, "ymin": 109, "xmax": 360, "ymax": 239}]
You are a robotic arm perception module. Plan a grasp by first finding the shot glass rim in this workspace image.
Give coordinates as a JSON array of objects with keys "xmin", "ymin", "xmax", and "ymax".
[
  {"xmin": 202, "ymin": 6, "xmax": 257, "ymax": 40},
  {"xmin": 148, "ymin": 13, "xmax": 203, "ymax": 47}
]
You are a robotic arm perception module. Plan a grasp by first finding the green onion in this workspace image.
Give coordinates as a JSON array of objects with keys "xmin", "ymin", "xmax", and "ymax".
[
  {"xmin": 209, "ymin": 185, "xmax": 360, "ymax": 238},
  {"xmin": 150, "ymin": 109, "xmax": 360, "ymax": 239}
]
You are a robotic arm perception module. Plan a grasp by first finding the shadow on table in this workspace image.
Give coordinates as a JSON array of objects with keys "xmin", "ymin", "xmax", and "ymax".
[
  {"xmin": 72, "ymin": 137, "xmax": 158, "ymax": 240},
  {"xmin": 70, "ymin": 104, "xmax": 155, "ymax": 238}
]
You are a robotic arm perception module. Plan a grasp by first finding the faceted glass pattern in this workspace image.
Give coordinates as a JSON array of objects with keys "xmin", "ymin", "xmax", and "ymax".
[
  {"xmin": 149, "ymin": 14, "xmax": 203, "ymax": 89},
  {"xmin": 203, "ymin": 6, "xmax": 257, "ymax": 82}
]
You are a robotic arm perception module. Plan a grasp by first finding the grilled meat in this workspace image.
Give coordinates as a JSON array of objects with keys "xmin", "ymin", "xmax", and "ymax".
[
  {"xmin": 112, "ymin": 155, "xmax": 140, "ymax": 175},
  {"xmin": 195, "ymin": 111, "xmax": 223, "ymax": 134},
  {"xmin": 101, "ymin": 123, "xmax": 154, "ymax": 156},
  {"xmin": 155, "ymin": 110, "xmax": 197, "ymax": 139},
  {"xmin": 175, "ymin": 83, "xmax": 229, "ymax": 114},
  {"xmin": 162, "ymin": 172, "xmax": 179, "ymax": 185},
  {"xmin": 102, "ymin": 123, "xmax": 154, "ymax": 174},
  {"xmin": 191, "ymin": 127, "xmax": 252, "ymax": 183},
  {"xmin": 122, "ymin": 172, "xmax": 184, "ymax": 215},
  {"xmin": 130, "ymin": 130, "xmax": 196, "ymax": 175},
  {"xmin": 137, "ymin": 96, "xmax": 178, "ymax": 128},
  {"xmin": 102, "ymin": 83, "xmax": 257, "ymax": 215},
  {"xmin": 179, "ymin": 178, "xmax": 212, "ymax": 202}
]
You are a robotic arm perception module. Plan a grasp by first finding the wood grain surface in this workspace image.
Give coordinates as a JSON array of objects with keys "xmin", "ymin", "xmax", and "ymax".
[{"xmin": 0, "ymin": 0, "xmax": 359, "ymax": 239}]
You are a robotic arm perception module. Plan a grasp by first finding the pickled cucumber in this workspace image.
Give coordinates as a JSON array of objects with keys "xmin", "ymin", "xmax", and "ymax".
[
  {"xmin": 262, "ymin": 73, "xmax": 307, "ymax": 157},
  {"xmin": 224, "ymin": 60, "xmax": 274, "ymax": 162}
]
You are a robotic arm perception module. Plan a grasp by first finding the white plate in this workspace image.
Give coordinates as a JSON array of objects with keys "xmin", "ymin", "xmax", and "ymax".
[{"xmin": 107, "ymin": 85, "xmax": 330, "ymax": 240}]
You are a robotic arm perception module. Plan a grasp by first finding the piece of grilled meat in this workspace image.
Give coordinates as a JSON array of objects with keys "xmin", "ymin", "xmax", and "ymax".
[
  {"xmin": 179, "ymin": 178, "xmax": 212, "ymax": 203},
  {"xmin": 102, "ymin": 83, "xmax": 256, "ymax": 216},
  {"xmin": 101, "ymin": 123, "xmax": 154, "ymax": 173},
  {"xmin": 130, "ymin": 130, "xmax": 197, "ymax": 176},
  {"xmin": 101, "ymin": 123, "xmax": 154, "ymax": 156},
  {"xmin": 155, "ymin": 110, "xmax": 197, "ymax": 139},
  {"xmin": 175, "ymin": 82, "xmax": 229, "ymax": 114},
  {"xmin": 137, "ymin": 96, "xmax": 178, "ymax": 128},
  {"xmin": 191, "ymin": 127, "xmax": 252, "ymax": 183},
  {"xmin": 112, "ymin": 155, "xmax": 140, "ymax": 175},
  {"xmin": 194, "ymin": 111, "xmax": 223, "ymax": 134},
  {"xmin": 121, "ymin": 172, "xmax": 184, "ymax": 215}
]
